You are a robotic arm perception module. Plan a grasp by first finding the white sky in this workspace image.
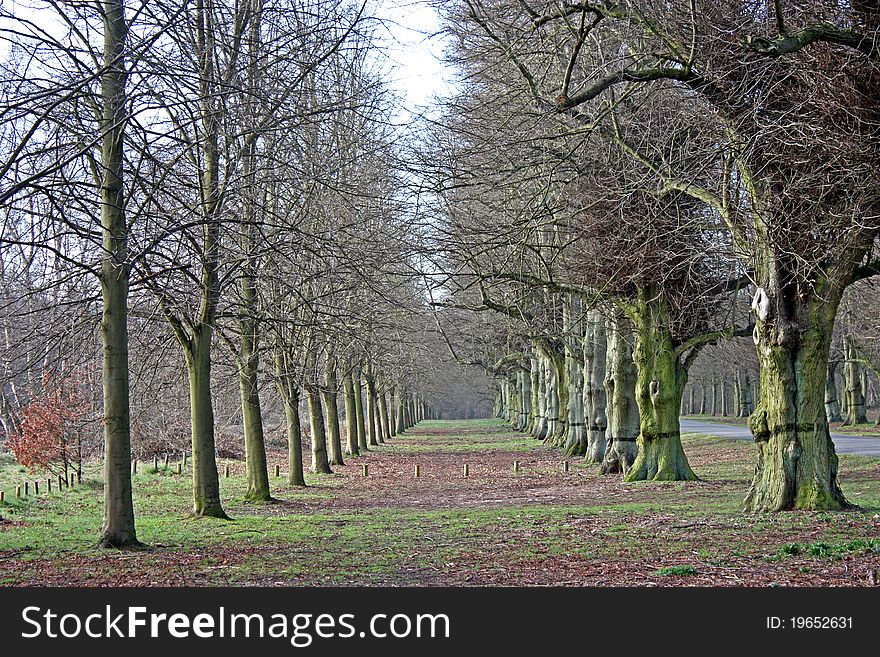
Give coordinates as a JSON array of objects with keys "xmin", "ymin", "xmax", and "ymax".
[{"xmin": 372, "ymin": 0, "xmax": 454, "ymax": 118}]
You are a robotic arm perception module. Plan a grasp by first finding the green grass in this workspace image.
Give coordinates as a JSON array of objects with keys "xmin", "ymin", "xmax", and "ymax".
[
  {"xmin": 655, "ymin": 565, "xmax": 698, "ymax": 576},
  {"xmin": 3, "ymin": 419, "xmax": 880, "ymax": 585},
  {"xmin": 777, "ymin": 538, "xmax": 880, "ymax": 560}
]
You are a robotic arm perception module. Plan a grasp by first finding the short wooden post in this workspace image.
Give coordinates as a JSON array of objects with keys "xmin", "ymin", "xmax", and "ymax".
[
  {"xmin": 514, "ymin": 460, "xmax": 520, "ymax": 473},
  {"xmin": 176, "ymin": 463, "xmax": 182, "ymax": 475},
  {"xmin": 16, "ymin": 486, "xmax": 21, "ymax": 498},
  {"xmin": 58, "ymin": 474, "xmax": 64, "ymax": 489},
  {"xmin": 463, "ymin": 464, "xmax": 469, "ymax": 477},
  {"xmin": 414, "ymin": 464, "xmax": 420, "ymax": 478},
  {"xmin": 154, "ymin": 457, "xmax": 158, "ymax": 472},
  {"xmin": 47, "ymin": 478, "xmax": 52, "ymax": 493},
  {"xmin": 563, "ymin": 460, "xmax": 570, "ymax": 473},
  {"xmin": 34, "ymin": 481, "xmax": 39, "ymax": 495},
  {"xmin": 132, "ymin": 459, "xmax": 137, "ymax": 475},
  {"xmin": 224, "ymin": 465, "xmax": 230, "ymax": 478},
  {"xmin": 183, "ymin": 453, "xmax": 187, "ymax": 469},
  {"xmin": 164, "ymin": 454, "xmax": 170, "ymax": 467},
  {"xmin": 24, "ymin": 482, "xmax": 29, "ymax": 496},
  {"xmin": 274, "ymin": 464, "xmax": 280, "ymax": 477},
  {"xmin": 1, "ymin": 491, "xmax": 4, "ymax": 504},
  {"xmin": 363, "ymin": 464, "xmax": 368, "ymax": 478}
]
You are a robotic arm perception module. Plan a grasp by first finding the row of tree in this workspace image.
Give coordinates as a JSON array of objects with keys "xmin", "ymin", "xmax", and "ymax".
[
  {"xmin": 0, "ymin": 1, "xmax": 492, "ymax": 547},
  {"xmin": 424, "ymin": 0, "xmax": 880, "ymax": 512}
]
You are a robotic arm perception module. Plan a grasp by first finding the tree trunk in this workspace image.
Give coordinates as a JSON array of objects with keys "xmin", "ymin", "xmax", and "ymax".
[
  {"xmin": 378, "ymin": 389, "xmax": 392, "ymax": 441},
  {"xmin": 353, "ymin": 368, "xmax": 368, "ymax": 451},
  {"xmin": 396, "ymin": 390, "xmax": 406, "ymax": 434},
  {"xmin": 323, "ymin": 366, "xmax": 344, "ymax": 466},
  {"xmin": 366, "ymin": 372, "xmax": 380, "ymax": 445},
  {"xmin": 583, "ymin": 310, "xmax": 607, "ymax": 463},
  {"xmin": 745, "ymin": 279, "xmax": 849, "ymax": 511},
  {"xmin": 98, "ymin": 0, "xmax": 138, "ymax": 548},
  {"xmin": 343, "ymin": 370, "xmax": 359, "ymax": 456},
  {"xmin": 186, "ymin": 333, "xmax": 228, "ymax": 518},
  {"xmin": 601, "ymin": 311, "xmax": 639, "ymax": 474},
  {"xmin": 284, "ymin": 388, "xmax": 305, "ymax": 487},
  {"xmin": 843, "ymin": 337, "xmax": 868, "ymax": 425},
  {"xmin": 306, "ymin": 385, "xmax": 331, "ymax": 474},
  {"xmin": 824, "ymin": 361, "xmax": 843, "ymax": 423},
  {"xmin": 624, "ymin": 291, "xmax": 697, "ymax": 482},
  {"xmin": 239, "ymin": 340, "xmax": 270, "ymax": 501}
]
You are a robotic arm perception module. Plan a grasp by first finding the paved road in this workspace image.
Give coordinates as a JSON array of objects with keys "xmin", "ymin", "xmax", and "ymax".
[{"xmin": 680, "ymin": 418, "xmax": 880, "ymax": 457}]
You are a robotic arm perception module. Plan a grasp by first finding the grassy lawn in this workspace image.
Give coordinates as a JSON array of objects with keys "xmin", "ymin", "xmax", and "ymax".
[{"xmin": 1, "ymin": 419, "xmax": 879, "ymax": 586}]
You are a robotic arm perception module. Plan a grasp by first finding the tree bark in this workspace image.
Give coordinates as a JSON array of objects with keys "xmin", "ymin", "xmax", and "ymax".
[
  {"xmin": 745, "ymin": 278, "xmax": 849, "ymax": 511},
  {"xmin": 284, "ymin": 388, "xmax": 305, "ymax": 487},
  {"xmin": 624, "ymin": 290, "xmax": 697, "ymax": 482},
  {"xmin": 353, "ymin": 368, "xmax": 368, "ymax": 451},
  {"xmin": 583, "ymin": 310, "xmax": 607, "ymax": 463},
  {"xmin": 824, "ymin": 361, "xmax": 843, "ymax": 423},
  {"xmin": 343, "ymin": 369, "xmax": 359, "ymax": 456},
  {"xmin": 323, "ymin": 365, "xmax": 344, "ymax": 466},
  {"xmin": 843, "ymin": 337, "xmax": 868, "ymax": 424},
  {"xmin": 601, "ymin": 311, "xmax": 639, "ymax": 474},
  {"xmin": 306, "ymin": 385, "xmax": 332, "ymax": 474},
  {"xmin": 186, "ymin": 332, "xmax": 228, "ymax": 518},
  {"xmin": 98, "ymin": 0, "xmax": 139, "ymax": 548}
]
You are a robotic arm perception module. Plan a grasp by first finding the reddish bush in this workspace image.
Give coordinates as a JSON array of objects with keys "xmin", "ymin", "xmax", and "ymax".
[{"xmin": 7, "ymin": 373, "xmax": 96, "ymax": 478}]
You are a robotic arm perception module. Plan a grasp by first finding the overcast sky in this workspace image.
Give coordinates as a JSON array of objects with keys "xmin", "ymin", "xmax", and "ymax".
[{"xmin": 373, "ymin": 0, "xmax": 454, "ymax": 118}]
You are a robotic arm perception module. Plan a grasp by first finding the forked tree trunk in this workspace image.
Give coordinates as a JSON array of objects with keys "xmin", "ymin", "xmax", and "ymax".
[
  {"xmin": 601, "ymin": 311, "xmax": 639, "ymax": 474},
  {"xmin": 745, "ymin": 280, "xmax": 849, "ymax": 511},
  {"xmin": 342, "ymin": 370, "xmax": 359, "ymax": 456},
  {"xmin": 98, "ymin": 0, "xmax": 138, "ymax": 548},
  {"xmin": 624, "ymin": 291, "xmax": 697, "ymax": 482},
  {"xmin": 186, "ymin": 333, "xmax": 228, "ymax": 517}
]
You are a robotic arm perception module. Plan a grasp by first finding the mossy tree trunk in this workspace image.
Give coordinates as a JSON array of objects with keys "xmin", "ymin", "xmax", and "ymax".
[
  {"xmin": 98, "ymin": 0, "xmax": 139, "ymax": 548},
  {"xmin": 744, "ymin": 272, "xmax": 849, "ymax": 511},
  {"xmin": 624, "ymin": 290, "xmax": 697, "ymax": 482},
  {"xmin": 601, "ymin": 310, "xmax": 639, "ymax": 474}
]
